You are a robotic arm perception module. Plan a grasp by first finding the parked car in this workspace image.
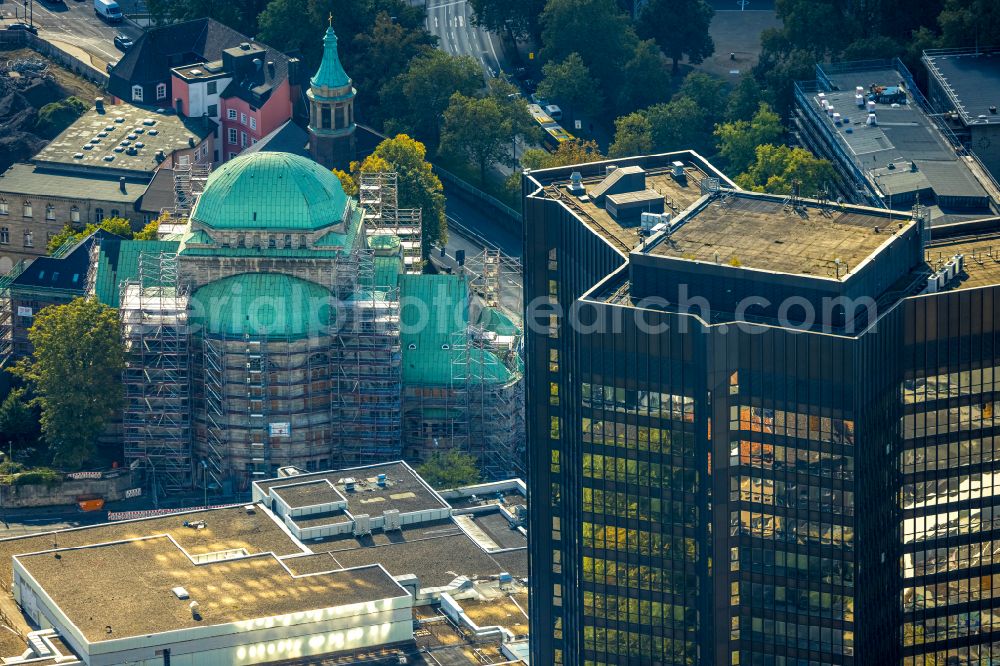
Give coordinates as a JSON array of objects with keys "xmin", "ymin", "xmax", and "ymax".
[
  {"xmin": 113, "ymin": 33, "xmax": 133, "ymax": 51},
  {"xmin": 5, "ymin": 22, "xmax": 39, "ymax": 35},
  {"xmin": 94, "ymin": 0, "xmax": 123, "ymax": 23}
]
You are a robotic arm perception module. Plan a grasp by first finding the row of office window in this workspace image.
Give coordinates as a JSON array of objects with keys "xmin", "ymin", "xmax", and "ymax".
[
  {"xmin": 581, "ymin": 382, "xmax": 695, "ymax": 422},
  {"xmin": 903, "ymin": 539, "xmax": 1000, "ymax": 579},
  {"xmin": 581, "ymin": 555, "xmax": 696, "ymax": 595},
  {"xmin": 901, "ymin": 435, "xmax": 1000, "ymax": 473},
  {"xmin": 903, "ymin": 609, "xmax": 999, "ymax": 646},
  {"xmin": 732, "ymin": 546, "xmax": 854, "ymax": 586},
  {"xmin": 731, "ymin": 406, "xmax": 855, "ymax": 446},
  {"xmin": 582, "ymin": 417, "xmax": 695, "ymax": 457},
  {"xmin": 582, "ymin": 522, "xmax": 697, "ymax": 562},
  {"xmin": 582, "ymin": 626, "xmax": 696, "ymax": 663},
  {"xmin": 730, "ymin": 440, "xmax": 854, "ymax": 480},
  {"xmin": 0, "ymin": 228, "xmax": 33, "ymax": 247},
  {"xmin": 731, "ymin": 510, "xmax": 855, "ymax": 548},
  {"xmin": 732, "ymin": 475, "xmax": 854, "ymax": 516},
  {"xmin": 733, "ymin": 618, "xmax": 854, "ymax": 658},
  {"xmin": 0, "ymin": 200, "xmax": 115, "ymax": 225},
  {"xmin": 902, "ymin": 366, "xmax": 1000, "ymax": 404}
]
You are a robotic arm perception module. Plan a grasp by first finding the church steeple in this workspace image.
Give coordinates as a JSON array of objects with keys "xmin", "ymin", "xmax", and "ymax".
[{"xmin": 307, "ymin": 17, "xmax": 356, "ymax": 169}]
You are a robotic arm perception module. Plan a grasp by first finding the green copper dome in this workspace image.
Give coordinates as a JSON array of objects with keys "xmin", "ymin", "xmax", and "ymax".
[
  {"xmin": 190, "ymin": 273, "xmax": 333, "ymax": 338},
  {"xmin": 192, "ymin": 152, "xmax": 347, "ymax": 231},
  {"xmin": 311, "ymin": 25, "xmax": 352, "ymax": 91}
]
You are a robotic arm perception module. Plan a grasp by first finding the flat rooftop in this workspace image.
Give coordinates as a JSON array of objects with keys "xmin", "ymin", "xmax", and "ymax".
[
  {"xmin": 256, "ymin": 462, "xmax": 450, "ymax": 515},
  {"xmin": 0, "ymin": 504, "xmax": 301, "ymax": 588},
  {"xmin": 924, "ymin": 49, "xmax": 1000, "ymax": 126},
  {"xmin": 33, "ymin": 102, "xmax": 214, "ymax": 175},
  {"xmin": 15, "ymin": 535, "xmax": 404, "ymax": 642},
  {"xmin": 284, "ymin": 520, "xmax": 525, "ymax": 588},
  {"xmin": 530, "ymin": 153, "xmax": 725, "ymax": 254},
  {"xmin": 647, "ymin": 192, "xmax": 910, "ymax": 278},
  {"xmin": 271, "ymin": 479, "xmax": 347, "ymax": 509},
  {"xmin": 927, "ymin": 229, "xmax": 1000, "ymax": 291},
  {"xmin": 806, "ymin": 64, "xmax": 993, "ymax": 210}
]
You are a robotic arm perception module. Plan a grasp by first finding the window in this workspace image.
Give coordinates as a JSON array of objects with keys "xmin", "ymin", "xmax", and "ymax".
[
  {"xmin": 251, "ymin": 138, "xmax": 257, "ymax": 145},
  {"xmin": 249, "ymin": 117, "xmax": 257, "ymax": 130},
  {"xmin": 207, "ymin": 104, "xmax": 217, "ymax": 117},
  {"xmin": 321, "ymin": 106, "xmax": 331, "ymax": 129},
  {"xmin": 70, "ymin": 206, "xmax": 80, "ymax": 223},
  {"xmin": 22, "ymin": 202, "xmax": 32, "ymax": 218},
  {"xmin": 0, "ymin": 200, "xmax": 7, "ymax": 215},
  {"xmin": 0, "ymin": 227, "xmax": 8, "ymax": 244},
  {"xmin": 228, "ymin": 128, "xmax": 237, "ymax": 144},
  {"xmin": 23, "ymin": 231, "xmax": 32, "ymax": 248},
  {"xmin": 156, "ymin": 83, "xmax": 167, "ymax": 100},
  {"xmin": 207, "ymin": 81, "xmax": 217, "ymax": 95},
  {"xmin": 227, "ymin": 109, "xmax": 237, "ymax": 120},
  {"xmin": 240, "ymin": 112, "xmax": 247, "ymax": 125},
  {"xmin": 229, "ymin": 152, "xmax": 237, "ymax": 160},
  {"xmin": 45, "ymin": 205, "xmax": 55, "ymax": 221},
  {"xmin": 240, "ymin": 131, "xmax": 247, "ymax": 147},
  {"xmin": 143, "ymin": 214, "xmax": 151, "ymax": 225},
  {"xmin": 132, "ymin": 85, "xmax": 143, "ymax": 102},
  {"xmin": 94, "ymin": 207, "xmax": 104, "ymax": 223},
  {"xmin": 110, "ymin": 209, "xmax": 120, "ymax": 218}
]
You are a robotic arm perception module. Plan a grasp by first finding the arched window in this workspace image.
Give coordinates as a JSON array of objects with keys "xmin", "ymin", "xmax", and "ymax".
[
  {"xmin": 156, "ymin": 83, "xmax": 167, "ymax": 100},
  {"xmin": 0, "ymin": 199, "xmax": 8, "ymax": 215},
  {"xmin": 22, "ymin": 202, "xmax": 32, "ymax": 218},
  {"xmin": 131, "ymin": 85, "xmax": 143, "ymax": 102},
  {"xmin": 23, "ymin": 231, "xmax": 33, "ymax": 248},
  {"xmin": 45, "ymin": 205, "xmax": 55, "ymax": 221},
  {"xmin": 70, "ymin": 206, "xmax": 80, "ymax": 223}
]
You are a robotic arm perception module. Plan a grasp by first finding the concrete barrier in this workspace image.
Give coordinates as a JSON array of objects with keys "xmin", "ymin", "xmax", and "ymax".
[
  {"xmin": 1, "ymin": 31, "xmax": 109, "ymax": 88},
  {"xmin": 0, "ymin": 471, "xmax": 135, "ymax": 508}
]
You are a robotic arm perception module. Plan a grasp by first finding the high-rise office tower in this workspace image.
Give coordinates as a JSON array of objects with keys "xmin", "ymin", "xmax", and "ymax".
[{"xmin": 523, "ymin": 152, "xmax": 1000, "ymax": 665}]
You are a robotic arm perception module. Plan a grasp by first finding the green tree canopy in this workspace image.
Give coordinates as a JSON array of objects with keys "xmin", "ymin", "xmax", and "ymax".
[
  {"xmin": 520, "ymin": 139, "xmax": 604, "ymax": 169},
  {"xmin": 440, "ymin": 93, "xmax": 515, "ymax": 184},
  {"xmin": 468, "ymin": 0, "xmax": 545, "ymax": 39},
  {"xmin": 0, "ymin": 388, "xmax": 40, "ymax": 451},
  {"xmin": 355, "ymin": 134, "xmax": 447, "ymax": 256},
  {"xmin": 11, "ymin": 298, "xmax": 124, "ymax": 470},
  {"xmin": 34, "ymin": 97, "xmax": 88, "ymax": 140},
  {"xmin": 638, "ymin": 0, "xmax": 714, "ymax": 74},
  {"xmin": 609, "ymin": 112, "xmax": 653, "ymax": 158},
  {"xmin": 380, "ymin": 50, "xmax": 484, "ymax": 147},
  {"xmin": 617, "ymin": 40, "xmax": 672, "ymax": 115},
  {"xmin": 642, "ymin": 96, "xmax": 712, "ymax": 155},
  {"xmin": 536, "ymin": 52, "xmax": 604, "ymax": 123},
  {"xmin": 416, "ymin": 449, "xmax": 481, "ymax": 489},
  {"xmin": 47, "ymin": 217, "xmax": 134, "ymax": 255},
  {"xmin": 539, "ymin": 0, "xmax": 638, "ymax": 102},
  {"xmin": 735, "ymin": 144, "xmax": 837, "ymax": 196},
  {"xmin": 726, "ymin": 75, "xmax": 765, "ymax": 122},
  {"xmin": 714, "ymin": 103, "xmax": 784, "ymax": 174}
]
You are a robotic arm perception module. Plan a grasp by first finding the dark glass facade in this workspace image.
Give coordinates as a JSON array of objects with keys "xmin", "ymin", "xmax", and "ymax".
[{"xmin": 524, "ymin": 153, "xmax": 1000, "ymax": 666}]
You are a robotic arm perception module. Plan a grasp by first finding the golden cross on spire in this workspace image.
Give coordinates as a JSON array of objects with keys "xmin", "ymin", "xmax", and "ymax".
[{"xmin": 328, "ymin": 12, "xmax": 333, "ymax": 27}]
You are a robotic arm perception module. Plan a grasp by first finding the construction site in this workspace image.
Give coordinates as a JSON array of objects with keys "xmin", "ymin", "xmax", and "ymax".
[{"xmin": 103, "ymin": 152, "xmax": 524, "ymax": 495}]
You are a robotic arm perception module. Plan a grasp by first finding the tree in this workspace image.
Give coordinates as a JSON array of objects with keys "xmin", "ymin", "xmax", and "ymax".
[
  {"xmin": 133, "ymin": 212, "xmax": 168, "ymax": 241},
  {"xmin": 536, "ymin": 53, "xmax": 603, "ymax": 124},
  {"xmin": 0, "ymin": 388, "xmax": 39, "ymax": 451},
  {"xmin": 356, "ymin": 134, "xmax": 447, "ymax": 256},
  {"xmin": 714, "ymin": 103, "xmax": 784, "ymax": 174},
  {"xmin": 416, "ymin": 449, "xmax": 481, "ymax": 488},
  {"xmin": 11, "ymin": 298, "xmax": 124, "ymax": 470},
  {"xmin": 46, "ymin": 217, "xmax": 134, "ymax": 255},
  {"xmin": 618, "ymin": 40, "xmax": 672, "ymax": 115},
  {"xmin": 726, "ymin": 75, "xmax": 764, "ymax": 122},
  {"xmin": 349, "ymin": 11, "xmax": 437, "ymax": 124},
  {"xmin": 34, "ymin": 97, "xmax": 88, "ymax": 140},
  {"xmin": 767, "ymin": 0, "xmax": 857, "ymax": 58},
  {"xmin": 642, "ymin": 96, "xmax": 712, "ymax": 155},
  {"xmin": 468, "ymin": 0, "xmax": 545, "ymax": 39},
  {"xmin": 609, "ymin": 112, "xmax": 653, "ymax": 158},
  {"xmin": 379, "ymin": 50, "xmax": 483, "ymax": 147},
  {"xmin": 735, "ymin": 144, "xmax": 837, "ymax": 196},
  {"xmin": 520, "ymin": 139, "xmax": 604, "ymax": 169},
  {"xmin": 938, "ymin": 0, "xmax": 1000, "ymax": 48},
  {"xmin": 539, "ymin": 0, "xmax": 639, "ymax": 101},
  {"xmin": 333, "ymin": 168, "xmax": 358, "ymax": 197},
  {"xmin": 638, "ymin": 0, "xmax": 714, "ymax": 74},
  {"xmin": 440, "ymin": 94, "xmax": 514, "ymax": 184},
  {"xmin": 677, "ymin": 72, "xmax": 728, "ymax": 124}
]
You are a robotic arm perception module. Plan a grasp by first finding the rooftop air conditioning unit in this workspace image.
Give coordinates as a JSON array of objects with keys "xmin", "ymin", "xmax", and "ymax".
[
  {"xmin": 353, "ymin": 513, "xmax": 372, "ymax": 537},
  {"xmin": 384, "ymin": 509, "xmax": 401, "ymax": 531}
]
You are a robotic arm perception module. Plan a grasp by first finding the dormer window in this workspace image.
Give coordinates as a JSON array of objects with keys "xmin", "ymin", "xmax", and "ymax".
[
  {"xmin": 268, "ymin": 235, "xmax": 276, "ymax": 249},
  {"xmin": 298, "ymin": 234, "xmax": 307, "ymax": 249},
  {"xmin": 283, "ymin": 234, "xmax": 292, "ymax": 249}
]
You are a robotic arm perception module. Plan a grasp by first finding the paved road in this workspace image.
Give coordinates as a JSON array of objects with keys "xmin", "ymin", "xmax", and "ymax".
[
  {"xmin": 423, "ymin": 0, "xmax": 504, "ymax": 81},
  {"xmin": 1, "ymin": 0, "xmax": 142, "ymax": 70}
]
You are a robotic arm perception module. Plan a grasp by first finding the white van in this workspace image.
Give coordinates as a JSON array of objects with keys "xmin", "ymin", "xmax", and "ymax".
[{"xmin": 94, "ymin": 0, "xmax": 123, "ymax": 24}]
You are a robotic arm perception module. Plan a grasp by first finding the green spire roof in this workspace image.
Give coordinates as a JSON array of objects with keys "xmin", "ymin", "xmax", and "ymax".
[
  {"xmin": 311, "ymin": 25, "xmax": 351, "ymax": 91},
  {"xmin": 190, "ymin": 273, "xmax": 333, "ymax": 338},
  {"xmin": 191, "ymin": 152, "xmax": 347, "ymax": 231}
]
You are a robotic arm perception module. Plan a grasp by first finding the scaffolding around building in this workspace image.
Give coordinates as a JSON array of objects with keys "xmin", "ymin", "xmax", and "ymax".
[
  {"xmin": 119, "ymin": 251, "xmax": 193, "ymax": 494},
  {"xmin": 173, "ymin": 161, "xmax": 212, "ymax": 219},
  {"xmin": 0, "ymin": 260, "xmax": 26, "ymax": 368},
  {"xmin": 464, "ymin": 250, "xmax": 523, "ymax": 324},
  {"xmin": 334, "ymin": 246, "xmax": 403, "ymax": 466},
  {"xmin": 359, "ymin": 172, "xmax": 423, "ymax": 274},
  {"xmin": 449, "ymin": 324, "xmax": 525, "ymax": 480}
]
